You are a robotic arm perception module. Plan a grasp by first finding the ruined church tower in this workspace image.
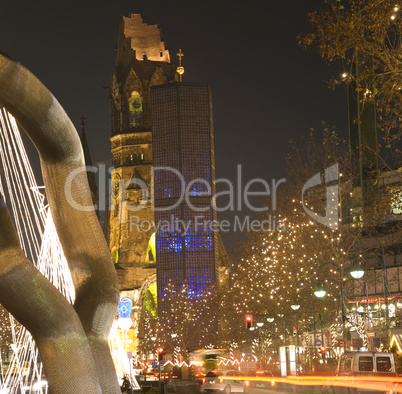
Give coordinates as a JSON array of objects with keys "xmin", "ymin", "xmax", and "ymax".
[{"xmin": 107, "ymin": 14, "xmax": 178, "ymax": 290}]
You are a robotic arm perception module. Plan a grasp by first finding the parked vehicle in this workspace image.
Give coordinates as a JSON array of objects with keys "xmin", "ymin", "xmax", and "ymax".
[
  {"xmin": 337, "ymin": 351, "xmax": 397, "ymax": 376},
  {"xmin": 322, "ymin": 351, "xmax": 398, "ymax": 394}
]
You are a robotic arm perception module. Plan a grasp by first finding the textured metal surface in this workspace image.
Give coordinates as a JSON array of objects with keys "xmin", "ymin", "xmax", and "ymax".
[{"xmin": 0, "ymin": 52, "xmax": 120, "ymax": 393}]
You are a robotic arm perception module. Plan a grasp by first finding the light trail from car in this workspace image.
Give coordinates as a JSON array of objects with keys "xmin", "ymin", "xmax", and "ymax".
[{"xmin": 220, "ymin": 374, "xmax": 402, "ymax": 392}]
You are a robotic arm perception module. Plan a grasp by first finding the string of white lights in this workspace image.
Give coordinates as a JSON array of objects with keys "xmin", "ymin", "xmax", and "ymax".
[{"xmin": 0, "ymin": 108, "xmax": 75, "ymax": 394}]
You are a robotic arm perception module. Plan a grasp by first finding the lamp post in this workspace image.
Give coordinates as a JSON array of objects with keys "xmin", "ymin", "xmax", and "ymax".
[
  {"xmin": 355, "ymin": 236, "xmax": 389, "ymax": 346},
  {"xmin": 290, "ymin": 305, "xmax": 303, "ymax": 374},
  {"xmin": 314, "ymin": 260, "xmax": 364, "ymax": 349}
]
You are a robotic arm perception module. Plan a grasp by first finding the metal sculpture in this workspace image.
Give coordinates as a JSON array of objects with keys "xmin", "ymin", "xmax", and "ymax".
[{"xmin": 0, "ymin": 52, "xmax": 120, "ymax": 393}]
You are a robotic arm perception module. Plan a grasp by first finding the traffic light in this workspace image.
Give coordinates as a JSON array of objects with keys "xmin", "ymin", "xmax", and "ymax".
[
  {"xmin": 157, "ymin": 346, "xmax": 166, "ymax": 361},
  {"xmin": 318, "ymin": 346, "xmax": 326, "ymax": 355},
  {"xmin": 246, "ymin": 315, "xmax": 252, "ymax": 329}
]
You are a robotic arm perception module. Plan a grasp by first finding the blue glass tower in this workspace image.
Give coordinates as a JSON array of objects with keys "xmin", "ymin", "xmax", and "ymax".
[{"xmin": 151, "ymin": 82, "xmax": 217, "ymax": 318}]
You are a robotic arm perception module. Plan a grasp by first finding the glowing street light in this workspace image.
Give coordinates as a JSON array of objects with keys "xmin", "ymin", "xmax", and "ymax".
[
  {"xmin": 267, "ymin": 317, "xmax": 275, "ymax": 323},
  {"xmin": 350, "ymin": 260, "xmax": 365, "ymax": 279},
  {"xmin": 291, "ymin": 304, "xmax": 301, "ymax": 311},
  {"xmin": 314, "ymin": 259, "xmax": 364, "ymax": 349},
  {"xmin": 314, "ymin": 283, "xmax": 326, "ymax": 298},
  {"xmin": 355, "ymin": 236, "xmax": 389, "ymax": 345}
]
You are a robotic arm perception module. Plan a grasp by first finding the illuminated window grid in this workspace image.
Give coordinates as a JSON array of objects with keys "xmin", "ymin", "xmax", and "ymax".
[
  {"xmin": 157, "ymin": 237, "xmax": 182, "ymax": 253},
  {"xmin": 186, "ymin": 269, "xmax": 214, "ymax": 284},
  {"xmin": 155, "ymin": 209, "xmax": 182, "ymax": 238},
  {"xmin": 184, "ymin": 236, "xmax": 213, "ymax": 252},
  {"xmin": 156, "ymin": 253, "xmax": 183, "ymax": 270},
  {"xmin": 181, "ymin": 134, "xmax": 210, "ymax": 148},
  {"xmin": 186, "ymin": 252, "xmax": 214, "ymax": 269},
  {"xmin": 182, "ymin": 165, "xmax": 211, "ymax": 185},
  {"xmin": 154, "ymin": 183, "xmax": 181, "ymax": 199},
  {"xmin": 152, "ymin": 83, "xmax": 216, "ymax": 306},
  {"xmin": 181, "ymin": 149, "xmax": 210, "ymax": 166}
]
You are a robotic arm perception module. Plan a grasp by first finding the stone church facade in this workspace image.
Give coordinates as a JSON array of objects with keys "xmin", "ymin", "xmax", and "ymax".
[{"xmin": 105, "ymin": 13, "xmax": 178, "ymax": 291}]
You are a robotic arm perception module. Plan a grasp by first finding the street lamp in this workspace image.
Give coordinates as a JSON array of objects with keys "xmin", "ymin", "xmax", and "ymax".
[
  {"xmin": 355, "ymin": 236, "xmax": 389, "ymax": 344},
  {"xmin": 291, "ymin": 304, "xmax": 301, "ymax": 311},
  {"xmin": 350, "ymin": 260, "xmax": 365, "ymax": 279},
  {"xmin": 314, "ymin": 283, "xmax": 326, "ymax": 298},
  {"xmin": 314, "ymin": 260, "xmax": 365, "ymax": 349}
]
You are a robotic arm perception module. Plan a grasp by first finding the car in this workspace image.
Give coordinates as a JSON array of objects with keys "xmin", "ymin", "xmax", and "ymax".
[
  {"xmin": 248, "ymin": 369, "xmax": 277, "ymax": 389},
  {"xmin": 202, "ymin": 370, "xmax": 249, "ymax": 393}
]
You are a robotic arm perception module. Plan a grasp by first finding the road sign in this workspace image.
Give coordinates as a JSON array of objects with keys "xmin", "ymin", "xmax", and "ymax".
[
  {"xmin": 152, "ymin": 362, "xmax": 158, "ymax": 369},
  {"xmin": 246, "ymin": 352, "xmax": 251, "ymax": 357},
  {"xmin": 316, "ymin": 339, "xmax": 322, "ymax": 346}
]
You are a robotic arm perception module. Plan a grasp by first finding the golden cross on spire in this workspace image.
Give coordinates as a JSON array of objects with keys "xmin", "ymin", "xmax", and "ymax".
[{"xmin": 176, "ymin": 48, "xmax": 184, "ymax": 82}]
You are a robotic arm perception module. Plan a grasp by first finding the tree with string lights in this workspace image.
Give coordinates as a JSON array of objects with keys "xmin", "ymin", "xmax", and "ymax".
[
  {"xmin": 0, "ymin": 306, "xmax": 14, "ymax": 361},
  {"xmin": 156, "ymin": 281, "xmax": 219, "ymax": 360},
  {"xmin": 227, "ymin": 125, "xmax": 361, "ymax": 347}
]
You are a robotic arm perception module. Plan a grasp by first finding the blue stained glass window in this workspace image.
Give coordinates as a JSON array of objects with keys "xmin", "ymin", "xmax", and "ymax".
[
  {"xmin": 154, "ymin": 182, "xmax": 182, "ymax": 199},
  {"xmin": 184, "ymin": 236, "xmax": 213, "ymax": 251},
  {"xmin": 157, "ymin": 237, "xmax": 182, "ymax": 253},
  {"xmin": 187, "ymin": 285, "xmax": 200, "ymax": 299},
  {"xmin": 187, "ymin": 181, "xmax": 211, "ymax": 196},
  {"xmin": 155, "ymin": 208, "xmax": 182, "ymax": 238},
  {"xmin": 186, "ymin": 269, "xmax": 214, "ymax": 285}
]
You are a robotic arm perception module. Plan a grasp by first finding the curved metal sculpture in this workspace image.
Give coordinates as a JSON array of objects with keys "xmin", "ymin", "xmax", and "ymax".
[{"xmin": 0, "ymin": 52, "xmax": 120, "ymax": 393}]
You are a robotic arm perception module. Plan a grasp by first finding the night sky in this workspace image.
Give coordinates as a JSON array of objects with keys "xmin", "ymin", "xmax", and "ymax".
[{"xmin": 0, "ymin": 1, "xmax": 348, "ymax": 250}]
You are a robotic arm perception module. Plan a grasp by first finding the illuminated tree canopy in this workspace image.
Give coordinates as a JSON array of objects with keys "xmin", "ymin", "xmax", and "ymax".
[{"xmin": 225, "ymin": 126, "xmax": 360, "ymax": 341}]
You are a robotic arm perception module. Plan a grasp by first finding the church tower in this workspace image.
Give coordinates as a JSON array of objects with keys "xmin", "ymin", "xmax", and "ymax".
[{"xmin": 107, "ymin": 14, "xmax": 178, "ymax": 290}]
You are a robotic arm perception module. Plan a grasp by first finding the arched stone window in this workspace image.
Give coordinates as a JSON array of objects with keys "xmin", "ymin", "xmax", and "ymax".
[{"xmin": 145, "ymin": 232, "xmax": 156, "ymax": 264}]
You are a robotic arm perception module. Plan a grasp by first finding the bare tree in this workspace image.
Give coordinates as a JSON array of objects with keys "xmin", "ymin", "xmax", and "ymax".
[{"xmin": 298, "ymin": 0, "xmax": 402, "ymax": 161}]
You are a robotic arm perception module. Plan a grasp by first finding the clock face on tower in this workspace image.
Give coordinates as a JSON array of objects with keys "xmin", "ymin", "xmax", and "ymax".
[
  {"xmin": 112, "ymin": 173, "xmax": 121, "ymax": 199},
  {"xmin": 128, "ymin": 92, "xmax": 143, "ymax": 128}
]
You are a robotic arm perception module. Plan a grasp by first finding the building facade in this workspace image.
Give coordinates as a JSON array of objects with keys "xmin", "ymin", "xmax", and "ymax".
[
  {"xmin": 151, "ymin": 82, "xmax": 218, "ymax": 321},
  {"xmin": 105, "ymin": 14, "xmax": 228, "ymax": 357}
]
